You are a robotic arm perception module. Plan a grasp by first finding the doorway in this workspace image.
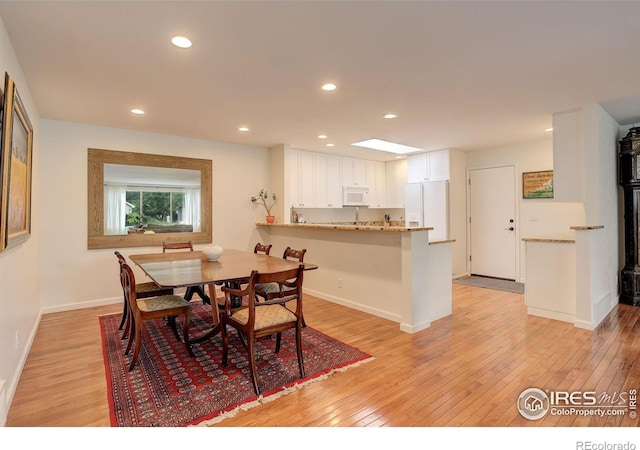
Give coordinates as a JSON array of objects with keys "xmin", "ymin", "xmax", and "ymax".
[{"xmin": 468, "ymin": 165, "xmax": 517, "ymax": 280}]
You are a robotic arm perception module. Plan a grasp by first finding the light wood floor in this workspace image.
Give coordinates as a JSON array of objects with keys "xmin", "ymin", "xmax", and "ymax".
[{"xmin": 7, "ymin": 284, "xmax": 640, "ymax": 427}]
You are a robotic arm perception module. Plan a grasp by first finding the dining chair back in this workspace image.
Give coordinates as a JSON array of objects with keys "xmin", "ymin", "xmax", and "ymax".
[
  {"xmin": 114, "ymin": 251, "xmax": 173, "ymax": 335},
  {"xmin": 162, "ymin": 241, "xmax": 211, "ymax": 304},
  {"xmin": 120, "ymin": 261, "xmax": 194, "ymax": 371},
  {"xmin": 253, "ymin": 242, "xmax": 272, "ymax": 255},
  {"xmin": 220, "ymin": 265, "xmax": 305, "ymax": 394},
  {"xmin": 162, "ymin": 241, "xmax": 194, "ymax": 252},
  {"xmin": 255, "ymin": 247, "xmax": 307, "ymax": 301}
]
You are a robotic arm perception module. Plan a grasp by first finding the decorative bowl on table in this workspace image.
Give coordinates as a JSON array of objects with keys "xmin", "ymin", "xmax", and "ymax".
[{"xmin": 203, "ymin": 244, "xmax": 223, "ymax": 261}]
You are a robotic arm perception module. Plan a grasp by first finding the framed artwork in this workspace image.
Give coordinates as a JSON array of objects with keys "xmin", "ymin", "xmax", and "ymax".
[
  {"xmin": 523, "ymin": 170, "xmax": 553, "ymax": 199},
  {"xmin": 0, "ymin": 72, "xmax": 33, "ymax": 251}
]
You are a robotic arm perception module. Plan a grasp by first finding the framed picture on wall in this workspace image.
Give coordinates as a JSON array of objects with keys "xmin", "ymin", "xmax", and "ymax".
[
  {"xmin": 522, "ymin": 170, "xmax": 554, "ymax": 199},
  {"xmin": 0, "ymin": 72, "xmax": 33, "ymax": 252}
]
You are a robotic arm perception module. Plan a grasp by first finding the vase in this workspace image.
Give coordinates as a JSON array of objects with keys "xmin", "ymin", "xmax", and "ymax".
[
  {"xmin": 203, "ymin": 244, "xmax": 224, "ymax": 261},
  {"xmin": 266, "ymin": 215, "xmax": 275, "ymax": 224}
]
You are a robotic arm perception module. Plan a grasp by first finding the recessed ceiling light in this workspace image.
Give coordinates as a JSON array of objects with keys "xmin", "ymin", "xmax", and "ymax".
[
  {"xmin": 384, "ymin": 114, "xmax": 398, "ymax": 119},
  {"xmin": 171, "ymin": 36, "xmax": 192, "ymax": 48},
  {"xmin": 318, "ymin": 135, "xmax": 327, "ymax": 139},
  {"xmin": 545, "ymin": 127, "xmax": 553, "ymax": 132},
  {"xmin": 322, "ymin": 83, "xmax": 337, "ymax": 91},
  {"xmin": 238, "ymin": 126, "xmax": 250, "ymax": 132},
  {"xmin": 326, "ymin": 143, "xmax": 334, "ymax": 147},
  {"xmin": 130, "ymin": 109, "xmax": 145, "ymax": 115},
  {"xmin": 351, "ymin": 138, "xmax": 423, "ymax": 155}
]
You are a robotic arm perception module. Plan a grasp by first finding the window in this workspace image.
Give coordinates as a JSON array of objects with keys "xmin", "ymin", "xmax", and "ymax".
[
  {"xmin": 102, "ymin": 163, "xmax": 201, "ymax": 235},
  {"xmin": 125, "ymin": 189, "xmax": 186, "ymax": 227}
]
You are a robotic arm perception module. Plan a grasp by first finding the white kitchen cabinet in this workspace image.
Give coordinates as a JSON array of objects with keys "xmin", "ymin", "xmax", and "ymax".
[
  {"xmin": 342, "ymin": 157, "xmax": 367, "ymax": 186},
  {"xmin": 286, "ymin": 147, "xmax": 300, "ymax": 209},
  {"xmin": 366, "ymin": 160, "xmax": 386, "ymax": 208},
  {"xmin": 315, "ymin": 153, "xmax": 342, "ymax": 208},
  {"xmin": 286, "ymin": 148, "xmax": 315, "ymax": 208},
  {"xmin": 385, "ymin": 158, "xmax": 407, "ymax": 208},
  {"xmin": 407, "ymin": 149, "xmax": 450, "ymax": 183},
  {"xmin": 428, "ymin": 149, "xmax": 450, "ymax": 181},
  {"xmin": 297, "ymin": 150, "xmax": 316, "ymax": 207}
]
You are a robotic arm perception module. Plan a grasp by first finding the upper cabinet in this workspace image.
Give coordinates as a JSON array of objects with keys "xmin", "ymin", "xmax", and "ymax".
[
  {"xmin": 342, "ymin": 157, "xmax": 367, "ymax": 186},
  {"xmin": 366, "ymin": 160, "xmax": 386, "ymax": 208},
  {"xmin": 407, "ymin": 149, "xmax": 450, "ymax": 182},
  {"xmin": 286, "ymin": 148, "xmax": 316, "ymax": 208},
  {"xmin": 315, "ymin": 153, "xmax": 342, "ymax": 208},
  {"xmin": 285, "ymin": 150, "xmax": 412, "ymax": 210},
  {"xmin": 385, "ymin": 159, "xmax": 407, "ymax": 208}
]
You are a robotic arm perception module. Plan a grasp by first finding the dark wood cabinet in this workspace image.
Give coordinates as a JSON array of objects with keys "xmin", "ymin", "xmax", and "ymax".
[{"xmin": 619, "ymin": 126, "xmax": 640, "ymax": 306}]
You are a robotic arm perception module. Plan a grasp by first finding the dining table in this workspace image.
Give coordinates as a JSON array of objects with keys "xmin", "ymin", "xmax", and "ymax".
[{"xmin": 128, "ymin": 248, "xmax": 318, "ymax": 343}]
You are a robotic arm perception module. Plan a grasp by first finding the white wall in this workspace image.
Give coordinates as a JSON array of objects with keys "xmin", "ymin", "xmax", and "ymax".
[
  {"xmin": 574, "ymin": 104, "xmax": 620, "ymax": 328},
  {"xmin": 465, "ymin": 137, "xmax": 585, "ymax": 282},
  {"xmin": 0, "ymin": 17, "xmax": 42, "ymax": 422},
  {"xmin": 39, "ymin": 120, "xmax": 270, "ymax": 313}
]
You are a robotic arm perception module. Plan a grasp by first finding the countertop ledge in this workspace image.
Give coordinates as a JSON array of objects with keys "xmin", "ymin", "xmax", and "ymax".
[
  {"xmin": 429, "ymin": 239, "xmax": 456, "ymax": 245},
  {"xmin": 522, "ymin": 236, "xmax": 575, "ymax": 243},
  {"xmin": 570, "ymin": 225, "xmax": 605, "ymax": 230},
  {"xmin": 256, "ymin": 223, "xmax": 434, "ymax": 232}
]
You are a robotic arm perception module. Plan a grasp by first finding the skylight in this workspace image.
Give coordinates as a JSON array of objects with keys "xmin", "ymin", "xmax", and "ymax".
[{"xmin": 351, "ymin": 138, "xmax": 423, "ymax": 155}]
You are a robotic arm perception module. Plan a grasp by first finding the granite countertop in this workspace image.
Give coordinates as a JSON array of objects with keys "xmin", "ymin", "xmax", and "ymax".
[
  {"xmin": 521, "ymin": 234, "xmax": 576, "ymax": 243},
  {"xmin": 256, "ymin": 221, "xmax": 433, "ymax": 232},
  {"xmin": 522, "ymin": 225, "xmax": 604, "ymax": 243}
]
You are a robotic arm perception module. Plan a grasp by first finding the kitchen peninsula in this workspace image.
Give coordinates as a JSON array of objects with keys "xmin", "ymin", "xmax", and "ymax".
[{"xmin": 256, "ymin": 222, "xmax": 454, "ymax": 333}]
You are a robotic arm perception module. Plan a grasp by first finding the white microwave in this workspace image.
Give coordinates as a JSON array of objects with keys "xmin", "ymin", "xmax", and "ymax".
[{"xmin": 342, "ymin": 186, "xmax": 369, "ymax": 206}]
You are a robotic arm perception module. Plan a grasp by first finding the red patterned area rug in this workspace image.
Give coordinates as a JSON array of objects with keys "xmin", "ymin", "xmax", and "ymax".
[{"xmin": 100, "ymin": 302, "xmax": 374, "ymax": 427}]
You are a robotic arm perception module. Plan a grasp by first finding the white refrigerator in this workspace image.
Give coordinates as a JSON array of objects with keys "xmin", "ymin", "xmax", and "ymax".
[{"xmin": 404, "ymin": 181, "xmax": 449, "ymax": 241}]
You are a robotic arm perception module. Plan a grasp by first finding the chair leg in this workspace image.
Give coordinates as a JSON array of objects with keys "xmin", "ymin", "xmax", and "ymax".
[
  {"xmin": 221, "ymin": 322, "xmax": 229, "ymax": 367},
  {"xmin": 118, "ymin": 296, "xmax": 127, "ymax": 331},
  {"xmin": 167, "ymin": 316, "xmax": 181, "ymax": 341},
  {"xmin": 128, "ymin": 321, "xmax": 144, "ymax": 371},
  {"xmin": 122, "ymin": 307, "xmax": 131, "ymax": 340},
  {"xmin": 247, "ymin": 337, "xmax": 260, "ymax": 395},
  {"xmin": 295, "ymin": 323, "xmax": 305, "ymax": 379},
  {"xmin": 275, "ymin": 332, "xmax": 282, "ymax": 353},
  {"xmin": 182, "ymin": 311, "xmax": 194, "ymax": 357},
  {"xmin": 125, "ymin": 316, "xmax": 135, "ymax": 356}
]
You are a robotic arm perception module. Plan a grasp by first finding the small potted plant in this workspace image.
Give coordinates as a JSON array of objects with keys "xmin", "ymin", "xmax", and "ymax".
[{"xmin": 251, "ymin": 189, "xmax": 277, "ymax": 223}]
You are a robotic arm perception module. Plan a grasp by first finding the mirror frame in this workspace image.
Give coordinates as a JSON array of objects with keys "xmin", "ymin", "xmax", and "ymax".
[{"xmin": 88, "ymin": 148, "xmax": 212, "ymax": 249}]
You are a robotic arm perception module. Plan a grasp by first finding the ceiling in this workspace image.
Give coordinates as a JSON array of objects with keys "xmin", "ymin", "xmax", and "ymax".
[{"xmin": 0, "ymin": 1, "xmax": 639, "ymax": 162}]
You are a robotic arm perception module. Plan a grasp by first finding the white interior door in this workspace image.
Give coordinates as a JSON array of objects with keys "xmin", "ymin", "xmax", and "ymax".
[{"xmin": 469, "ymin": 166, "xmax": 516, "ymax": 280}]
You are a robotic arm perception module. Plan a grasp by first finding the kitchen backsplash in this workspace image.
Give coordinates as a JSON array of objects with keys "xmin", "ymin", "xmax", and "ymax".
[{"xmin": 290, "ymin": 207, "xmax": 405, "ymax": 225}]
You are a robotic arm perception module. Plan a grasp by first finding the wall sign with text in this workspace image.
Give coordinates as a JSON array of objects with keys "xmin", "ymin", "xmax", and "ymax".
[{"xmin": 523, "ymin": 170, "xmax": 554, "ymax": 199}]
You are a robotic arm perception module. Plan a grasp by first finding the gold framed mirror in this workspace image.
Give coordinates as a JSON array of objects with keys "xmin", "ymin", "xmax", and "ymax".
[{"xmin": 87, "ymin": 148, "xmax": 212, "ymax": 249}]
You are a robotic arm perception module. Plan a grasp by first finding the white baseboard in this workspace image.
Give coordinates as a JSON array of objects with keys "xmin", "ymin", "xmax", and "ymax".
[
  {"xmin": 303, "ymin": 287, "xmax": 401, "ymax": 324},
  {"xmin": 527, "ymin": 306, "xmax": 575, "ymax": 324},
  {"xmin": 41, "ymin": 296, "xmax": 121, "ymax": 315},
  {"xmin": 400, "ymin": 320, "xmax": 431, "ymax": 334}
]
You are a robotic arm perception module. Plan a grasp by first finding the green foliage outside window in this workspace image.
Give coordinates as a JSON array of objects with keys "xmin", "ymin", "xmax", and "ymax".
[{"xmin": 126, "ymin": 191, "xmax": 185, "ymax": 226}]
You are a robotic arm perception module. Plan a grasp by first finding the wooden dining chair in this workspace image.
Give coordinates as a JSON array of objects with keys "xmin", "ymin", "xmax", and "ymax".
[
  {"xmin": 254, "ymin": 242, "xmax": 272, "ymax": 255},
  {"xmin": 220, "ymin": 265, "xmax": 306, "ymax": 395},
  {"xmin": 114, "ymin": 251, "xmax": 173, "ymax": 336},
  {"xmin": 255, "ymin": 247, "xmax": 306, "ymax": 301},
  {"xmin": 162, "ymin": 241, "xmax": 211, "ymax": 304},
  {"xmin": 120, "ymin": 261, "xmax": 194, "ymax": 371}
]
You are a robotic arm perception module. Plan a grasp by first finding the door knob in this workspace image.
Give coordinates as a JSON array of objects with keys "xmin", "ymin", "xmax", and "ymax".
[{"xmin": 505, "ymin": 227, "xmax": 514, "ymax": 231}]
